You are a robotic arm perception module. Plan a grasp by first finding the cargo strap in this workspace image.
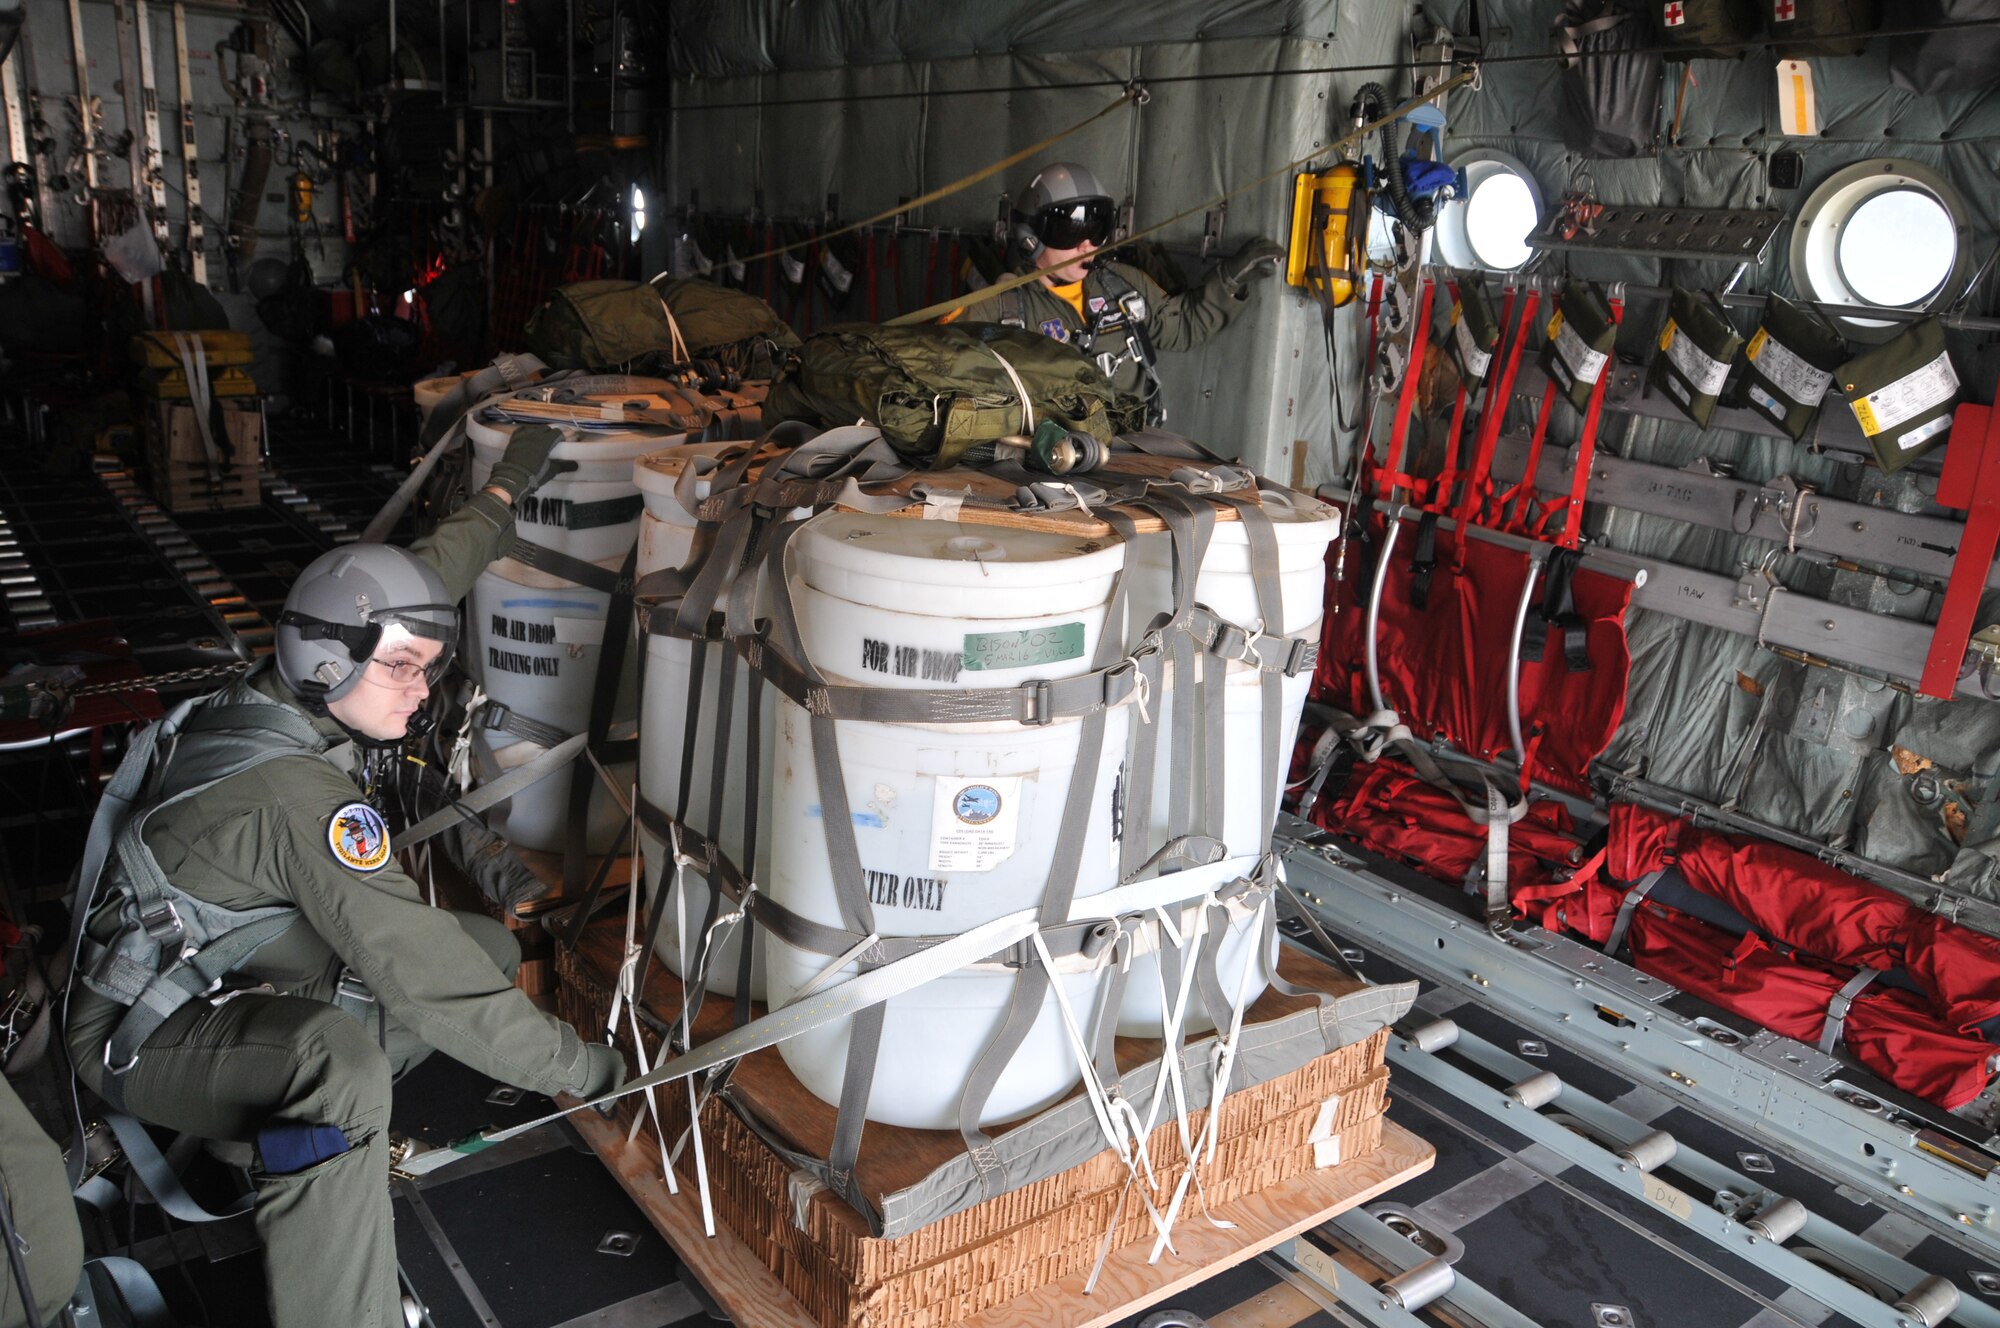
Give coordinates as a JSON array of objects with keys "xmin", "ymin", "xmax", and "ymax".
[
  {"xmin": 400, "ymin": 732, "xmax": 589, "ymax": 848},
  {"xmin": 1520, "ymin": 546, "xmax": 1592, "ymax": 673},
  {"xmin": 476, "ymin": 699, "xmax": 571, "ymax": 751},
  {"xmin": 1603, "ymin": 868, "xmax": 1669, "ymax": 957},
  {"xmin": 362, "ymin": 352, "xmax": 550, "ymax": 544},
  {"xmin": 1407, "ymin": 511, "xmax": 1442, "ymax": 610},
  {"xmin": 170, "ymin": 331, "xmax": 222, "ymax": 479},
  {"xmin": 394, "ymin": 855, "xmax": 1275, "ymax": 1176},
  {"xmin": 1819, "ymin": 967, "xmax": 1882, "ymax": 1055},
  {"xmin": 563, "ymin": 543, "xmax": 642, "ymax": 906},
  {"xmin": 1454, "ymin": 287, "xmax": 1541, "ymax": 530},
  {"xmin": 504, "ymin": 535, "xmax": 629, "ymax": 596},
  {"xmin": 1322, "ymin": 706, "xmax": 1527, "ymax": 933}
]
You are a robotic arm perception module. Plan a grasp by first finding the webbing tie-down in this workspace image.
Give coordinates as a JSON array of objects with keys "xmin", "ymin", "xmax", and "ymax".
[
  {"xmin": 1819, "ymin": 967, "xmax": 1882, "ymax": 1054},
  {"xmin": 395, "ymin": 857, "xmax": 1269, "ymax": 1180}
]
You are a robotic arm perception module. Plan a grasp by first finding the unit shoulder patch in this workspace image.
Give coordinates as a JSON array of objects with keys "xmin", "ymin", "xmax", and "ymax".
[
  {"xmin": 1039, "ymin": 318, "xmax": 1071, "ymax": 343},
  {"xmin": 329, "ymin": 802, "xmax": 391, "ymax": 872}
]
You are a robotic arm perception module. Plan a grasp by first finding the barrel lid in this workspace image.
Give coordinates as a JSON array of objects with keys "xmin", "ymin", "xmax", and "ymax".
[
  {"xmin": 467, "ymin": 393, "xmax": 693, "ymax": 462},
  {"xmin": 1205, "ymin": 490, "xmax": 1342, "ymax": 548},
  {"xmin": 796, "ymin": 512, "xmax": 1125, "ymax": 613},
  {"xmin": 633, "ymin": 441, "xmax": 742, "ymax": 499}
]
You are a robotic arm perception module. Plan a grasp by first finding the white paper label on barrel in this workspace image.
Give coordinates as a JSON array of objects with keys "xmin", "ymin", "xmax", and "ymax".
[
  {"xmin": 930, "ymin": 776, "xmax": 1023, "ymax": 873},
  {"xmin": 554, "ymin": 616, "xmax": 606, "ymax": 646}
]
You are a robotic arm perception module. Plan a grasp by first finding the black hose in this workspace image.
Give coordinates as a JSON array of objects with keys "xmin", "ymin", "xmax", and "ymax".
[{"xmin": 1353, "ymin": 83, "xmax": 1436, "ymax": 232}]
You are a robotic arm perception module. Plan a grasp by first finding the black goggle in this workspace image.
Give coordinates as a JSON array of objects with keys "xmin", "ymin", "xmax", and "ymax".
[
  {"xmin": 280, "ymin": 606, "xmax": 458, "ymax": 688},
  {"xmin": 1027, "ymin": 198, "xmax": 1116, "ymax": 250}
]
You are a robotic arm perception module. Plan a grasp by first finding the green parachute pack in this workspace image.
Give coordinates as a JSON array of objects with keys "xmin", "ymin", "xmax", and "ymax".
[
  {"xmin": 767, "ymin": 322, "xmax": 1148, "ymax": 469},
  {"xmin": 524, "ymin": 278, "xmax": 799, "ymax": 377}
]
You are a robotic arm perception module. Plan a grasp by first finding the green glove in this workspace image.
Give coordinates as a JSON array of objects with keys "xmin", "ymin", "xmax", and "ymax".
[
  {"xmin": 1218, "ymin": 238, "xmax": 1286, "ymax": 297},
  {"xmin": 578, "ymin": 1041, "xmax": 627, "ymax": 1099},
  {"xmin": 484, "ymin": 423, "xmax": 562, "ymax": 500}
]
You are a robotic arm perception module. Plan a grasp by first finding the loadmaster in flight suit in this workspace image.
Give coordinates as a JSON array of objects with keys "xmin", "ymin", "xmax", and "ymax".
[
  {"xmin": 63, "ymin": 422, "xmax": 625, "ymax": 1328},
  {"xmin": 946, "ymin": 160, "xmax": 1286, "ymax": 420}
]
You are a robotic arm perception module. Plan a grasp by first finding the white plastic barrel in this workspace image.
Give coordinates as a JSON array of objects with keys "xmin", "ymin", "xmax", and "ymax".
[
  {"xmin": 463, "ymin": 402, "xmax": 673, "ymax": 853},
  {"xmin": 767, "ymin": 512, "xmax": 1132, "ymax": 1130},
  {"xmin": 634, "ymin": 444, "xmax": 783, "ymax": 999},
  {"xmin": 468, "ymin": 551, "xmax": 639, "ymax": 853},
  {"xmin": 1118, "ymin": 492, "xmax": 1340, "ymax": 1035}
]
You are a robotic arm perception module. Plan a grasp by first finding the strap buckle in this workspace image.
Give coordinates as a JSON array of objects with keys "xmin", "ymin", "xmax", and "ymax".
[
  {"xmin": 103, "ymin": 1040, "xmax": 140, "ymax": 1076},
  {"xmin": 1284, "ymin": 636, "xmax": 1319, "ymax": 677},
  {"xmin": 1211, "ymin": 621, "xmax": 1250, "ymax": 660},
  {"xmin": 1023, "ymin": 679, "xmax": 1055, "ymax": 726},
  {"xmin": 479, "ymin": 700, "xmax": 514, "ymax": 732},
  {"xmin": 335, "ymin": 967, "xmax": 376, "ymax": 1006},
  {"xmin": 140, "ymin": 901, "xmax": 185, "ymax": 946}
]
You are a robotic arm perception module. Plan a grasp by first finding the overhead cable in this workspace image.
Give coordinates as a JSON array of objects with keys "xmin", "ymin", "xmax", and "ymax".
[
  {"xmin": 888, "ymin": 70, "xmax": 1477, "ymax": 326},
  {"xmin": 667, "ymin": 18, "xmax": 2000, "ymax": 113}
]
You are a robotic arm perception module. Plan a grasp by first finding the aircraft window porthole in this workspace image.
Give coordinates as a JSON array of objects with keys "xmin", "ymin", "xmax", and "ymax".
[
  {"xmin": 1434, "ymin": 150, "xmax": 1543, "ymax": 274},
  {"xmin": 1465, "ymin": 171, "xmax": 1538, "ymax": 270},
  {"xmin": 1836, "ymin": 189, "xmax": 1956, "ymax": 309},
  {"xmin": 1791, "ymin": 159, "xmax": 1971, "ymax": 340}
]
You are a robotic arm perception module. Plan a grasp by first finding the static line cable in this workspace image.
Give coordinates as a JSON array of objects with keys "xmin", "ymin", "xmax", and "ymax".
[
  {"xmin": 889, "ymin": 69, "xmax": 1477, "ymax": 327},
  {"xmin": 665, "ymin": 18, "xmax": 2000, "ymax": 113},
  {"xmin": 656, "ymin": 83, "xmax": 1144, "ymax": 285}
]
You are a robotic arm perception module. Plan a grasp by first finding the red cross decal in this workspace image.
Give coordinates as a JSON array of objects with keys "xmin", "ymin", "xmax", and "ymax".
[
  {"xmin": 1774, "ymin": 0, "xmax": 1796, "ymax": 19},
  {"xmin": 1663, "ymin": 1, "xmax": 1686, "ymax": 24}
]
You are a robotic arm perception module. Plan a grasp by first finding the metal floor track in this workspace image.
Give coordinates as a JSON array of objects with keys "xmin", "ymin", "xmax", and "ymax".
[{"xmin": 1268, "ymin": 815, "xmax": 1999, "ymax": 1328}]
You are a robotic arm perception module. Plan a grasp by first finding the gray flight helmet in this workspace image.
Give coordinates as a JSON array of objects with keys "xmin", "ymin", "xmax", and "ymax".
[
  {"xmin": 276, "ymin": 544, "xmax": 459, "ymax": 705},
  {"xmin": 1012, "ymin": 161, "xmax": 1116, "ymax": 261}
]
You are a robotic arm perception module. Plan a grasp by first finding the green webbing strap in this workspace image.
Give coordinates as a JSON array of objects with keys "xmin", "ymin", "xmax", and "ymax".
[
  {"xmin": 563, "ymin": 493, "xmax": 646, "ymax": 532},
  {"xmin": 94, "ymin": 909, "xmax": 300, "ymax": 1109},
  {"xmin": 951, "ymin": 502, "xmax": 1140, "ymax": 1200},
  {"xmin": 745, "ymin": 639, "xmax": 1138, "ymax": 725},
  {"xmin": 735, "ymin": 645, "xmax": 765, "ymax": 1030},
  {"xmin": 400, "ymin": 732, "xmax": 590, "ymax": 847},
  {"xmin": 395, "ymin": 859, "xmax": 1265, "ymax": 1188},
  {"xmin": 1602, "ymin": 868, "xmax": 1668, "ymax": 957},
  {"xmin": 759, "ymin": 517, "xmax": 890, "ymax": 1216},
  {"xmin": 564, "ymin": 544, "xmax": 641, "ymax": 911},
  {"xmin": 480, "ymin": 703, "xmax": 571, "ymax": 751},
  {"xmin": 505, "ymin": 536, "xmax": 626, "ymax": 596},
  {"xmin": 1819, "ymin": 967, "xmax": 1882, "ymax": 1054},
  {"xmin": 103, "ymin": 1111, "xmax": 256, "ymax": 1225},
  {"xmin": 1214, "ymin": 493, "xmax": 1290, "ymax": 840},
  {"xmin": 75, "ymin": 1256, "xmax": 178, "ymax": 1328}
]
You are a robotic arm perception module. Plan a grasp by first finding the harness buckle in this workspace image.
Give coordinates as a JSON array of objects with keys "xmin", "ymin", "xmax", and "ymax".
[
  {"xmin": 335, "ymin": 967, "xmax": 376, "ymax": 1006},
  {"xmin": 1211, "ymin": 621, "xmax": 1250, "ymax": 660},
  {"xmin": 1117, "ymin": 290, "xmax": 1150, "ymax": 335},
  {"xmin": 479, "ymin": 700, "xmax": 515, "ymax": 732},
  {"xmin": 140, "ymin": 901, "xmax": 186, "ymax": 946},
  {"xmin": 1024, "ymin": 679, "xmax": 1056, "ymax": 726},
  {"xmin": 1284, "ymin": 637, "xmax": 1319, "ymax": 677}
]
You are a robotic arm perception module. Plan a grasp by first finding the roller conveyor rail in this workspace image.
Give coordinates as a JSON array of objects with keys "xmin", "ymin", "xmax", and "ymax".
[{"xmin": 1272, "ymin": 813, "xmax": 2000, "ymax": 1328}]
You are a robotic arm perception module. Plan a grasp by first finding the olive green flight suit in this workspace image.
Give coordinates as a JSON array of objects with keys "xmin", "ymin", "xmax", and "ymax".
[
  {"xmin": 0, "ymin": 1074, "xmax": 84, "ymax": 1328},
  {"xmin": 66, "ymin": 491, "xmax": 623, "ymax": 1328},
  {"xmin": 955, "ymin": 259, "xmax": 1244, "ymax": 401}
]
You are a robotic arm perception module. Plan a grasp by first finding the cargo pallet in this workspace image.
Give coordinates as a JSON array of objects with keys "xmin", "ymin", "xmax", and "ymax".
[
  {"xmin": 528, "ymin": 848, "xmax": 1433, "ymax": 1328},
  {"xmin": 568, "ymin": 1093, "xmax": 1431, "ymax": 1328}
]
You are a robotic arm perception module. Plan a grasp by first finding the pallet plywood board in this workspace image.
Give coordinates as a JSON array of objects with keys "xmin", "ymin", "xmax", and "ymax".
[{"xmin": 568, "ymin": 1099, "xmax": 1431, "ymax": 1328}]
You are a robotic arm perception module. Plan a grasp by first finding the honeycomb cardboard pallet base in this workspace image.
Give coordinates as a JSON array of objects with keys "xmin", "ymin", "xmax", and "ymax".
[{"xmin": 556, "ymin": 922, "xmax": 1431, "ymax": 1328}]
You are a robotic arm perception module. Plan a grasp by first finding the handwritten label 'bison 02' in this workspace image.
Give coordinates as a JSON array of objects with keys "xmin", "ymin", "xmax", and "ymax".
[{"xmin": 961, "ymin": 623, "xmax": 1085, "ymax": 672}]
